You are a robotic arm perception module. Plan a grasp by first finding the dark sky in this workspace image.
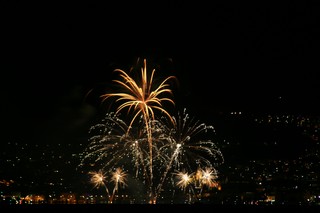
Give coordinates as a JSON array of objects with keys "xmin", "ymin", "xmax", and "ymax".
[{"xmin": 1, "ymin": 1, "xmax": 319, "ymax": 146}]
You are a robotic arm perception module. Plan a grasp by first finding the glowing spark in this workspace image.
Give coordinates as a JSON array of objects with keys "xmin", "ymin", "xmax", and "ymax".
[
  {"xmin": 89, "ymin": 170, "xmax": 107, "ymax": 189},
  {"xmin": 175, "ymin": 171, "xmax": 193, "ymax": 191},
  {"xmin": 198, "ymin": 167, "xmax": 218, "ymax": 188},
  {"xmin": 111, "ymin": 167, "xmax": 127, "ymax": 189}
]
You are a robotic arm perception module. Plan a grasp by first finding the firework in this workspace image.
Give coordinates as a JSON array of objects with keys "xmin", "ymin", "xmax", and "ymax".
[{"xmin": 80, "ymin": 59, "xmax": 224, "ymax": 204}]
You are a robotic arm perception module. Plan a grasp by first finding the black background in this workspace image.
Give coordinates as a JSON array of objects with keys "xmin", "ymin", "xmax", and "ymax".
[{"xmin": 1, "ymin": 1, "xmax": 319, "ymax": 146}]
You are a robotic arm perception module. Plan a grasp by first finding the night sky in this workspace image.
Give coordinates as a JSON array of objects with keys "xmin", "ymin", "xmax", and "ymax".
[{"xmin": 1, "ymin": 1, "xmax": 319, "ymax": 148}]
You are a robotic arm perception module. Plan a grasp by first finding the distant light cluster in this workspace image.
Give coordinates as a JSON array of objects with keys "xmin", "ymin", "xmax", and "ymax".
[{"xmin": 253, "ymin": 114, "xmax": 320, "ymax": 141}]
